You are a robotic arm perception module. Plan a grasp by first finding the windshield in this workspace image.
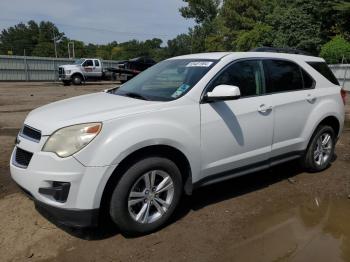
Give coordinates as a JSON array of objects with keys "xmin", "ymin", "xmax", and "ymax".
[
  {"xmin": 110, "ymin": 59, "xmax": 217, "ymax": 101},
  {"xmin": 74, "ymin": 58, "xmax": 85, "ymax": 65}
]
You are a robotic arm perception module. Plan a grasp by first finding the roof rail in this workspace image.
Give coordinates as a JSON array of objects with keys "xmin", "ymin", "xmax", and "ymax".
[{"xmin": 250, "ymin": 47, "xmax": 311, "ymax": 56}]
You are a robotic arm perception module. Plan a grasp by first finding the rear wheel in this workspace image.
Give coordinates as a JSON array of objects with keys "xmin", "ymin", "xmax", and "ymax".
[
  {"xmin": 302, "ymin": 125, "xmax": 335, "ymax": 172},
  {"xmin": 109, "ymin": 157, "xmax": 182, "ymax": 235}
]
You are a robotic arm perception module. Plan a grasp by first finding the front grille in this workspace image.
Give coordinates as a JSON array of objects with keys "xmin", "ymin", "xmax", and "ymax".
[
  {"xmin": 58, "ymin": 67, "xmax": 65, "ymax": 77},
  {"xmin": 14, "ymin": 147, "xmax": 33, "ymax": 168},
  {"xmin": 21, "ymin": 125, "xmax": 41, "ymax": 142}
]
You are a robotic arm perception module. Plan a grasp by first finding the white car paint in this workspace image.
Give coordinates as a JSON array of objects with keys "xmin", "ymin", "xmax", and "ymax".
[{"xmin": 10, "ymin": 52, "xmax": 345, "ymax": 215}]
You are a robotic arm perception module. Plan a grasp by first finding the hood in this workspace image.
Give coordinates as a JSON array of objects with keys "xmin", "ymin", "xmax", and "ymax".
[{"xmin": 25, "ymin": 92, "xmax": 159, "ymax": 135}]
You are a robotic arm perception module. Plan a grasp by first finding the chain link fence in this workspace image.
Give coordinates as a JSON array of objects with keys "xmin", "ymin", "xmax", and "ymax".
[{"xmin": 329, "ymin": 64, "xmax": 350, "ymax": 91}]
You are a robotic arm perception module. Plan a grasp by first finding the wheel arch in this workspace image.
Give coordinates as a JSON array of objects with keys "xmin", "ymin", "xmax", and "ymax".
[
  {"xmin": 316, "ymin": 116, "xmax": 340, "ymax": 137},
  {"xmin": 98, "ymin": 144, "xmax": 193, "ymax": 220},
  {"xmin": 71, "ymin": 72, "xmax": 85, "ymax": 81},
  {"xmin": 305, "ymin": 114, "xmax": 341, "ymax": 152}
]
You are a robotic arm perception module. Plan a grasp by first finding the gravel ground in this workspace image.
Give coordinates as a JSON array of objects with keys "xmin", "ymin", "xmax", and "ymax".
[{"xmin": 0, "ymin": 82, "xmax": 350, "ymax": 262}]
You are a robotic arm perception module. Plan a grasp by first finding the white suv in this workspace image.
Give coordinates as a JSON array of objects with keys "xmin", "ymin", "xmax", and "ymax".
[{"xmin": 10, "ymin": 51, "xmax": 346, "ymax": 234}]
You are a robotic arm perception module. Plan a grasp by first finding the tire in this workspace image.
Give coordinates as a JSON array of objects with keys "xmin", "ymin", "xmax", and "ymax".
[
  {"xmin": 62, "ymin": 80, "xmax": 71, "ymax": 86},
  {"xmin": 72, "ymin": 74, "xmax": 83, "ymax": 85},
  {"xmin": 302, "ymin": 125, "xmax": 335, "ymax": 172},
  {"xmin": 109, "ymin": 157, "xmax": 182, "ymax": 235}
]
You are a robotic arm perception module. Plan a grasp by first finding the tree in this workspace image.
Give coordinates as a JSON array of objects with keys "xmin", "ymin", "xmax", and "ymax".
[
  {"xmin": 29, "ymin": 21, "xmax": 65, "ymax": 57},
  {"xmin": 265, "ymin": 6, "xmax": 322, "ymax": 54},
  {"xmin": 179, "ymin": 0, "xmax": 221, "ymax": 24},
  {"xmin": 320, "ymin": 35, "xmax": 350, "ymax": 64},
  {"xmin": 166, "ymin": 34, "xmax": 192, "ymax": 56},
  {"xmin": 235, "ymin": 23, "xmax": 272, "ymax": 51},
  {"xmin": 0, "ymin": 20, "xmax": 39, "ymax": 55}
]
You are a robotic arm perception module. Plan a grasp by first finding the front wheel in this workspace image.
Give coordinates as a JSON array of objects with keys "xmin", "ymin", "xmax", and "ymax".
[
  {"xmin": 72, "ymin": 74, "xmax": 83, "ymax": 85},
  {"xmin": 109, "ymin": 157, "xmax": 182, "ymax": 235},
  {"xmin": 302, "ymin": 125, "xmax": 335, "ymax": 172}
]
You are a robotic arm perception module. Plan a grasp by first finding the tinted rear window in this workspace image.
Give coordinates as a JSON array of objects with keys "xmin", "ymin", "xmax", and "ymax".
[
  {"xmin": 307, "ymin": 62, "xmax": 339, "ymax": 85},
  {"xmin": 263, "ymin": 60, "xmax": 304, "ymax": 93}
]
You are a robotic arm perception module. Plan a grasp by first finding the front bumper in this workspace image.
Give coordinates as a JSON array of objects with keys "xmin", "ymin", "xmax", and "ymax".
[
  {"xmin": 10, "ymin": 138, "xmax": 116, "ymax": 227},
  {"xmin": 16, "ymin": 183, "xmax": 98, "ymax": 227},
  {"xmin": 35, "ymin": 198, "xmax": 99, "ymax": 228},
  {"xmin": 59, "ymin": 75, "xmax": 71, "ymax": 81}
]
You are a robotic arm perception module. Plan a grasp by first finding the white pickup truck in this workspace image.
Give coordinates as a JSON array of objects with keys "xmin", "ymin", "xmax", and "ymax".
[
  {"xmin": 58, "ymin": 57, "xmax": 157, "ymax": 86},
  {"xmin": 58, "ymin": 58, "xmax": 106, "ymax": 85}
]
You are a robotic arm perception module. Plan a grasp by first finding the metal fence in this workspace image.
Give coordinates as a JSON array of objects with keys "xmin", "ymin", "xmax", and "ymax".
[
  {"xmin": 0, "ymin": 55, "xmax": 122, "ymax": 81},
  {"xmin": 329, "ymin": 64, "xmax": 350, "ymax": 91}
]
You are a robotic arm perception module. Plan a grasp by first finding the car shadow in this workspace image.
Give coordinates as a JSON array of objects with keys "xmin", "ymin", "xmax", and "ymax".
[
  {"xmin": 49, "ymin": 160, "xmax": 303, "ymax": 240},
  {"xmin": 211, "ymin": 102, "xmax": 244, "ymax": 146}
]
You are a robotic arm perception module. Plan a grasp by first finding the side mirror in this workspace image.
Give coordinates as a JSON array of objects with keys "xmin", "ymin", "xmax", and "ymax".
[{"xmin": 204, "ymin": 85, "xmax": 241, "ymax": 102}]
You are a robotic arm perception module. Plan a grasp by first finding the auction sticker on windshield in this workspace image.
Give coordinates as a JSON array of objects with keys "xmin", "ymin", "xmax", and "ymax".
[
  {"xmin": 186, "ymin": 61, "xmax": 213, "ymax": 67},
  {"xmin": 171, "ymin": 84, "xmax": 191, "ymax": 98}
]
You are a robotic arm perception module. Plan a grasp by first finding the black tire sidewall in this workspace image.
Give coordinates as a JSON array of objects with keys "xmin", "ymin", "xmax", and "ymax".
[
  {"xmin": 72, "ymin": 75, "xmax": 82, "ymax": 85},
  {"xmin": 109, "ymin": 157, "xmax": 182, "ymax": 235},
  {"xmin": 304, "ymin": 125, "xmax": 335, "ymax": 172}
]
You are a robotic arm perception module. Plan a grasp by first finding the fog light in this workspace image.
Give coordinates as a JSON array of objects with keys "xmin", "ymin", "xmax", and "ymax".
[{"xmin": 39, "ymin": 182, "xmax": 70, "ymax": 203}]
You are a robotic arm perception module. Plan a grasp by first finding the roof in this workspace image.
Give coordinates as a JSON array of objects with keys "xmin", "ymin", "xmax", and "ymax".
[
  {"xmin": 169, "ymin": 52, "xmax": 232, "ymax": 60},
  {"xmin": 170, "ymin": 52, "xmax": 324, "ymax": 62}
]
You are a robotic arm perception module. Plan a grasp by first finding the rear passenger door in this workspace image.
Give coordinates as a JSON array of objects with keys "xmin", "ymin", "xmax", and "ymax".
[
  {"xmin": 93, "ymin": 59, "xmax": 102, "ymax": 77},
  {"xmin": 262, "ymin": 59, "xmax": 316, "ymax": 158}
]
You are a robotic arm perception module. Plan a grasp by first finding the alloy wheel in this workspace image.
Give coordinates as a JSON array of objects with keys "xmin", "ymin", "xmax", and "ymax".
[
  {"xmin": 314, "ymin": 132, "xmax": 333, "ymax": 166},
  {"xmin": 128, "ymin": 170, "xmax": 174, "ymax": 224}
]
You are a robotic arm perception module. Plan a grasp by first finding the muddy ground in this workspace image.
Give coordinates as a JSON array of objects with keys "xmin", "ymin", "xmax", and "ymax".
[{"xmin": 0, "ymin": 82, "xmax": 350, "ymax": 262}]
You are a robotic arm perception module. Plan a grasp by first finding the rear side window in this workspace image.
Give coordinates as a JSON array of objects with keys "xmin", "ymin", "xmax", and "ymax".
[
  {"xmin": 301, "ymin": 69, "xmax": 315, "ymax": 89},
  {"xmin": 209, "ymin": 60, "xmax": 264, "ymax": 97},
  {"xmin": 263, "ymin": 60, "xmax": 304, "ymax": 93},
  {"xmin": 94, "ymin": 60, "xmax": 100, "ymax": 67},
  {"xmin": 307, "ymin": 62, "xmax": 339, "ymax": 85}
]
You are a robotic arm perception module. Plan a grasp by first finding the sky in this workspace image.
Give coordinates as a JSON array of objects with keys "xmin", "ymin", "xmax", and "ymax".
[{"xmin": 0, "ymin": 0, "xmax": 194, "ymax": 44}]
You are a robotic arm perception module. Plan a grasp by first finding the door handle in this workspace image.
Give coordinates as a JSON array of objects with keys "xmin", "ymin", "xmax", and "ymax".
[
  {"xmin": 258, "ymin": 104, "xmax": 273, "ymax": 113},
  {"xmin": 306, "ymin": 94, "xmax": 316, "ymax": 103}
]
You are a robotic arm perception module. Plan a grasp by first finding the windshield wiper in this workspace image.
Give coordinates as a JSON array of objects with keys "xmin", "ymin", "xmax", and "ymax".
[{"xmin": 121, "ymin": 92, "xmax": 149, "ymax": 101}]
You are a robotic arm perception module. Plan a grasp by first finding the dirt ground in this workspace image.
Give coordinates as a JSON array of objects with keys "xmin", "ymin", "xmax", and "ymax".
[{"xmin": 1, "ymin": 82, "xmax": 350, "ymax": 262}]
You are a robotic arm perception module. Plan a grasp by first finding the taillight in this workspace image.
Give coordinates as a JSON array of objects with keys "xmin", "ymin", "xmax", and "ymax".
[{"xmin": 341, "ymin": 88, "xmax": 347, "ymax": 105}]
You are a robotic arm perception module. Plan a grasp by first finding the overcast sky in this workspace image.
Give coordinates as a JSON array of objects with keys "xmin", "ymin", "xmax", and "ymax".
[{"xmin": 0, "ymin": 0, "xmax": 194, "ymax": 44}]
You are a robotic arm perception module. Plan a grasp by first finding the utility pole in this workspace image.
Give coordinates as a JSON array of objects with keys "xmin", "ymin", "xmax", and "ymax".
[
  {"xmin": 24, "ymin": 49, "xmax": 28, "ymax": 81},
  {"xmin": 52, "ymin": 28, "xmax": 58, "ymax": 58},
  {"xmin": 68, "ymin": 43, "xmax": 71, "ymax": 59},
  {"xmin": 68, "ymin": 42, "xmax": 75, "ymax": 59}
]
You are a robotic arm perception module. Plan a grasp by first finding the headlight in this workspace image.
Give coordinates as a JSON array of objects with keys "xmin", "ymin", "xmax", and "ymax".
[
  {"xmin": 65, "ymin": 70, "xmax": 71, "ymax": 74},
  {"xmin": 42, "ymin": 123, "xmax": 102, "ymax": 157}
]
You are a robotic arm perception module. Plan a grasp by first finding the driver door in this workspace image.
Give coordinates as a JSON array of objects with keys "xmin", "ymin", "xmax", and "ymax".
[
  {"xmin": 82, "ymin": 59, "xmax": 94, "ymax": 79},
  {"xmin": 199, "ymin": 59, "xmax": 274, "ymax": 183}
]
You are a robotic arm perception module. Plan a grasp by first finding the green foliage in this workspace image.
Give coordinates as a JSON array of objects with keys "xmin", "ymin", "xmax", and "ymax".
[
  {"xmin": 166, "ymin": 34, "xmax": 192, "ymax": 56},
  {"xmin": 235, "ymin": 23, "xmax": 272, "ymax": 51},
  {"xmin": 179, "ymin": 0, "xmax": 350, "ymax": 56},
  {"xmin": 320, "ymin": 36, "xmax": 350, "ymax": 64},
  {"xmin": 265, "ymin": 6, "xmax": 322, "ymax": 54},
  {"xmin": 179, "ymin": 0, "xmax": 221, "ymax": 24},
  {"xmin": 221, "ymin": 0, "xmax": 263, "ymax": 31}
]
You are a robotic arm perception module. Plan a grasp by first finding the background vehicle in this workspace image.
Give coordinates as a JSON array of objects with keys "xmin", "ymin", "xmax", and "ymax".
[
  {"xmin": 58, "ymin": 57, "xmax": 156, "ymax": 85},
  {"xmin": 11, "ymin": 50, "xmax": 345, "ymax": 235},
  {"xmin": 111, "ymin": 57, "xmax": 157, "ymax": 83}
]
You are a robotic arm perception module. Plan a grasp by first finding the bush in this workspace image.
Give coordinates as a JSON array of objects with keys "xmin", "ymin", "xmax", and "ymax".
[{"xmin": 320, "ymin": 36, "xmax": 350, "ymax": 64}]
